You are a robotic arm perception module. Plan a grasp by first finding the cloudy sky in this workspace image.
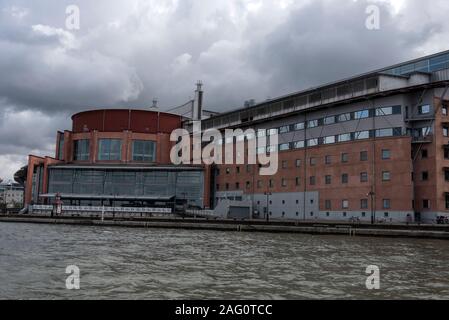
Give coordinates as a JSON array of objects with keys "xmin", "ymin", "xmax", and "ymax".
[{"xmin": 0, "ymin": 0, "xmax": 448, "ymax": 181}]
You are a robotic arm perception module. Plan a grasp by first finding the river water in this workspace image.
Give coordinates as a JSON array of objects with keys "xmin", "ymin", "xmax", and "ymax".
[{"xmin": 0, "ymin": 222, "xmax": 448, "ymax": 300}]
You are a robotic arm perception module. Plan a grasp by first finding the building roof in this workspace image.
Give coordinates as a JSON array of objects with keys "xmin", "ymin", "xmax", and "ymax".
[
  {"xmin": 47, "ymin": 164, "xmax": 204, "ymax": 171},
  {"xmin": 202, "ymin": 50, "xmax": 449, "ymax": 129}
]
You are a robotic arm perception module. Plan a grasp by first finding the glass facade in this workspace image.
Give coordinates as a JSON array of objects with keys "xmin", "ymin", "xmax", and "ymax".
[
  {"xmin": 132, "ymin": 140, "xmax": 156, "ymax": 162},
  {"xmin": 98, "ymin": 139, "xmax": 122, "ymax": 161},
  {"xmin": 384, "ymin": 52, "xmax": 449, "ymax": 75},
  {"xmin": 48, "ymin": 168, "xmax": 204, "ymax": 207},
  {"xmin": 58, "ymin": 134, "xmax": 64, "ymax": 160},
  {"xmin": 73, "ymin": 139, "xmax": 90, "ymax": 161}
]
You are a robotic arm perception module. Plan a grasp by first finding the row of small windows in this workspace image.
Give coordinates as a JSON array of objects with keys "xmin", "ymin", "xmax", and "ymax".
[
  {"xmin": 217, "ymin": 149, "xmax": 392, "ymax": 175},
  {"xmin": 246, "ymin": 198, "xmax": 392, "ymax": 211},
  {"xmin": 73, "ymin": 139, "xmax": 156, "ymax": 162},
  {"xmin": 216, "ymin": 171, "xmax": 392, "ymax": 190},
  {"xmin": 267, "ymin": 105, "xmax": 402, "ymax": 135},
  {"xmin": 325, "ymin": 199, "xmax": 391, "ymax": 210},
  {"xmin": 254, "ymin": 128, "xmax": 402, "ymax": 154}
]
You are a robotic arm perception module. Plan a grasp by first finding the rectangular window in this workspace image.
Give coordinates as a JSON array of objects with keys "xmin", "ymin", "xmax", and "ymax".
[
  {"xmin": 376, "ymin": 107, "xmax": 393, "ymax": 116},
  {"xmin": 324, "ymin": 116, "xmax": 336, "ymax": 125},
  {"xmin": 294, "ymin": 141, "xmax": 305, "ymax": 149},
  {"xmin": 281, "ymin": 179, "xmax": 287, "ymax": 187},
  {"xmin": 325, "ymin": 155, "xmax": 332, "ymax": 165},
  {"xmin": 355, "ymin": 110, "xmax": 369, "ymax": 119},
  {"xmin": 341, "ymin": 153, "xmax": 349, "ymax": 163},
  {"xmin": 279, "ymin": 143, "xmax": 290, "ymax": 151},
  {"xmin": 307, "ymin": 139, "xmax": 319, "ymax": 147},
  {"xmin": 98, "ymin": 139, "xmax": 121, "ymax": 161},
  {"xmin": 58, "ymin": 135, "xmax": 65, "ymax": 160},
  {"xmin": 308, "ymin": 120, "xmax": 319, "ymax": 128},
  {"xmin": 443, "ymin": 106, "xmax": 448, "ymax": 116},
  {"xmin": 282, "ymin": 160, "xmax": 288, "ymax": 169},
  {"xmin": 445, "ymin": 148, "xmax": 449, "ymax": 160},
  {"xmin": 444, "ymin": 127, "xmax": 449, "ymax": 137},
  {"xmin": 269, "ymin": 179, "xmax": 275, "ymax": 188},
  {"xmin": 376, "ymin": 128, "xmax": 394, "ymax": 138},
  {"xmin": 294, "ymin": 122, "xmax": 305, "ymax": 131},
  {"xmin": 325, "ymin": 175, "xmax": 332, "ymax": 185},
  {"xmin": 360, "ymin": 172, "xmax": 368, "ymax": 183},
  {"xmin": 74, "ymin": 139, "xmax": 90, "ymax": 161},
  {"xmin": 423, "ymin": 200, "xmax": 430, "ymax": 209},
  {"xmin": 382, "ymin": 149, "xmax": 391, "ymax": 160},
  {"xmin": 355, "ymin": 131, "xmax": 370, "ymax": 140},
  {"xmin": 338, "ymin": 113, "xmax": 351, "ymax": 122},
  {"xmin": 360, "ymin": 151, "xmax": 368, "ymax": 161},
  {"xmin": 383, "ymin": 199, "xmax": 391, "ymax": 209},
  {"xmin": 422, "ymin": 171, "xmax": 429, "ymax": 181},
  {"xmin": 338, "ymin": 133, "xmax": 351, "ymax": 142},
  {"xmin": 446, "ymin": 193, "xmax": 449, "ymax": 210},
  {"xmin": 323, "ymin": 136, "xmax": 336, "ymax": 144},
  {"xmin": 295, "ymin": 177, "xmax": 300, "ymax": 186},
  {"xmin": 445, "ymin": 170, "xmax": 449, "ymax": 182},
  {"xmin": 310, "ymin": 157, "xmax": 317, "ymax": 166},
  {"xmin": 310, "ymin": 176, "xmax": 316, "ymax": 186},
  {"xmin": 132, "ymin": 140, "xmax": 156, "ymax": 162},
  {"xmin": 342, "ymin": 174, "xmax": 349, "ymax": 184},
  {"xmin": 296, "ymin": 159, "xmax": 302, "ymax": 167},
  {"xmin": 342, "ymin": 200, "xmax": 349, "ymax": 209},
  {"xmin": 361, "ymin": 199, "xmax": 368, "ymax": 209},
  {"xmin": 325, "ymin": 200, "xmax": 332, "ymax": 210},
  {"xmin": 279, "ymin": 125, "xmax": 290, "ymax": 134},
  {"xmin": 382, "ymin": 171, "xmax": 391, "ymax": 181},
  {"xmin": 257, "ymin": 180, "xmax": 263, "ymax": 189},
  {"xmin": 419, "ymin": 105, "xmax": 431, "ymax": 115}
]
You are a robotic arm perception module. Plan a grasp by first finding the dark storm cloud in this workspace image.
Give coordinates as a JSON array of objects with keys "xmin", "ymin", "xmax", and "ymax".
[{"xmin": 0, "ymin": 0, "xmax": 449, "ymax": 180}]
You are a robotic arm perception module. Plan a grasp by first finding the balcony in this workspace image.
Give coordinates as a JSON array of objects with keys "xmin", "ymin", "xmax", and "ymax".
[
  {"xmin": 411, "ymin": 135, "xmax": 433, "ymax": 144},
  {"xmin": 405, "ymin": 116, "xmax": 435, "ymax": 123}
]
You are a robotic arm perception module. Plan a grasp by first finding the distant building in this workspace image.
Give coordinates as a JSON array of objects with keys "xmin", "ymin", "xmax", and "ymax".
[{"xmin": 0, "ymin": 183, "xmax": 24, "ymax": 209}]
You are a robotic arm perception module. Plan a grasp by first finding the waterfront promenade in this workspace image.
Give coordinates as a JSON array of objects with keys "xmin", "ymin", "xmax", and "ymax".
[{"xmin": 1, "ymin": 214, "xmax": 449, "ymax": 240}]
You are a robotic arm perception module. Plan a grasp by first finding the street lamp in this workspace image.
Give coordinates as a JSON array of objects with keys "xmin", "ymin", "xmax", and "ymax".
[
  {"xmin": 264, "ymin": 191, "xmax": 272, "ymax": 222},
  {"xmin": 368, "ymin": 191, "xmax": 375, "ymax": 224}
]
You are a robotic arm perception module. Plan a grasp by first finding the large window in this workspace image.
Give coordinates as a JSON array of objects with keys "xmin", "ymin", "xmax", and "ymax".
[
  {"xmin": 323, "ymin": 136, "xmax": 336, "ymax": 144},
  {"xmin": 355, "ymin": 110, "xmax": 369, "ymax": 119},
  {"xmin": 324, "ymin": 116, "xmax": 336, "ymax": 125},
  {"xmin": 338, "ymin": 113, "xmax": 351, "ymax": 122},
  {"xmin": 98, "ymin": 139, "xmax": 122, "ymax": 161},
  {"xmin": 73, "ymin": 139, "xmax": 90, "ymax": 161},
  {"xmin": 133, "ymin": 140, "xmax": 156, "ymax": 162},
  {"xmin": 338, "ymin": 133, "xmax": 351, "ymax": 142},
  {"xmin": 58, "ymin": 135, "xmax": 65, "ymax": 160},
  {"xmin": 308, "ymin": 120, "xmax": 319, "ymax": 128},
  {"xmin": 418, "ymin": 105, "xmax": 431, "ymax": 115}
]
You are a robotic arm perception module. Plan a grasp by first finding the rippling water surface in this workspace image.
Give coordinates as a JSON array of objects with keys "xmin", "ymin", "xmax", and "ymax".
[{"xmin": 1, "ymin": 222, "xmax": 449, "ymax": 299}]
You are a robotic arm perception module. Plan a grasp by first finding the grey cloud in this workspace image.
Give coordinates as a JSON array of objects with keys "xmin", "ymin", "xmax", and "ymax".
[{"xmin": 0, "ymin": 0, "xmax": 449, "ymax": 180}]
